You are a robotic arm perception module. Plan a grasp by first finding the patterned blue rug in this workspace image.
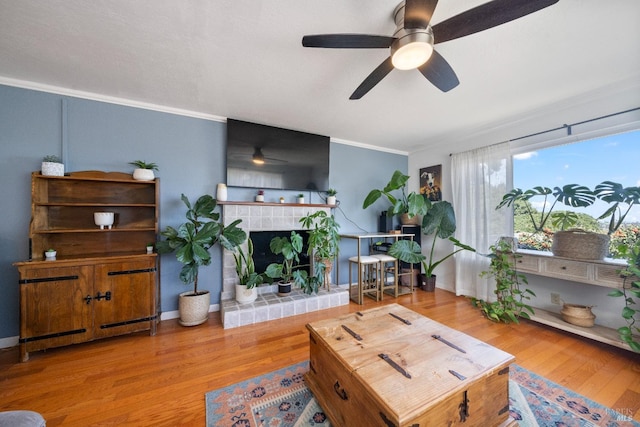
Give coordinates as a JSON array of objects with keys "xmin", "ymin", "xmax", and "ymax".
[{"xmin": 206, "ymin": 361, "xmax": 638, "ymax": 426}]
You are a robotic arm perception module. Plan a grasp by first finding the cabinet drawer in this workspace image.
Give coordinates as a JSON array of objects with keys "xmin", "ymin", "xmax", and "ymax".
[
  {"xmin": 594, "ymin": 264, "xmax": 626, "ymax": 288},
  {"xmin": 542, "ymin": 258, "xmax": 589, "ymax": 281},
  {"xmin": 515, "ymin": 255, "xmax": 539, "ymax": 273}
]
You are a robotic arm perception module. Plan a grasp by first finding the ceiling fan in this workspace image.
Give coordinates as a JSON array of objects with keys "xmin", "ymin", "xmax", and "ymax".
[
  {"xmin": 251, "ymin": 147, "xmax": 288, "ymax": 165},
  {"xmin": 302, "ymin": 0, "xmax": 559, "ymax": 99}
]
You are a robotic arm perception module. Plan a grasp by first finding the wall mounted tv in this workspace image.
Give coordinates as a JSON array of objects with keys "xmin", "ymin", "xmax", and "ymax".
[{"xmin": 226, "ymin": 119, "xmax": 330, "ymax": 191}]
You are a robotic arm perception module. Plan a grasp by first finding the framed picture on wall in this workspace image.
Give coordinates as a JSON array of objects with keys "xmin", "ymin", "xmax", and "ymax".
[{"xmin": 420, "ymin": 165, "xmax": 442, "ymax": 201}]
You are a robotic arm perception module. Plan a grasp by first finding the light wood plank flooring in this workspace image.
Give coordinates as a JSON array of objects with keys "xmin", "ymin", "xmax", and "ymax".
[{"xmin": 1, "ymin": 289, "xmax": 638, "ymax": 426}]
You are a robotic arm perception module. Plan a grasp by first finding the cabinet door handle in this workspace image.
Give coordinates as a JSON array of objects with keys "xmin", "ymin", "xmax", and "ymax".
[
  {"xmin": 84, "ymin": 295, "xmax": 92, "ymax": 305},
  {"xmin": 94, "ymin": 291, "xmax": 112, "ymax": 301}
]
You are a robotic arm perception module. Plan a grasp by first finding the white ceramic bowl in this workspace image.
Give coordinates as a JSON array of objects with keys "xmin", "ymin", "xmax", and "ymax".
[{"xmin": 94, "ymin": 212, "xmax": 115, "ymax": 229}]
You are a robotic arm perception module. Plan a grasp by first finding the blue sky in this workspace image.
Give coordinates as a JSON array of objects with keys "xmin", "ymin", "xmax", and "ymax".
[{"xmin": 513, "ymin": 129, "xmax": 640, "ymax": 223}]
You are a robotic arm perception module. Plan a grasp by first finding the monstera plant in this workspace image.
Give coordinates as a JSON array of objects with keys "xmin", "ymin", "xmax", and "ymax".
[
  {"xmin": 363, "ymin": 170, "xmax": 428, "ymax": 224},
  {"xmin": 389, "ymin": 201, "xmax": 475, "ymax": 290}
]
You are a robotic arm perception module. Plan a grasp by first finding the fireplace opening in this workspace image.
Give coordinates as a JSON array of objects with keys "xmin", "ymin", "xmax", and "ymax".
[{"xmin": 250, "ymin": 230, "xmax": 310, "ymax": 276}]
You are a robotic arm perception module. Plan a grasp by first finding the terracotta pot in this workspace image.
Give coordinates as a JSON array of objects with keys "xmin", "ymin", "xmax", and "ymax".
[{"xmin": 178, "ymin": 290, "xmax": 210, "ymax": 326}]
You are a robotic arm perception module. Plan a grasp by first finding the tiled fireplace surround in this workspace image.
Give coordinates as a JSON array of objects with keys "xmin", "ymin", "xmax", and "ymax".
[{"xmin": 219, "ymin": 203, "xmax": 349, "ymax": 329}]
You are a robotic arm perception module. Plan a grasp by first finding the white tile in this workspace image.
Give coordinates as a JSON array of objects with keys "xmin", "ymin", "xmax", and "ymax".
[
  {"xmin": 268, "ymin": 304, "xmax": 283, "ymax": 320},
  {"xmin": 239, "ymin": 309, "xmax": 255, "ymax": 326},
  {"xmin": 223, "ymin": 311, "xmax": 239, "ymax": 329}
]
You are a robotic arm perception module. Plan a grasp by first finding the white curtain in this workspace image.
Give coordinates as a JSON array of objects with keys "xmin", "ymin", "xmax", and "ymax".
[{"xmin": 451, "ymin": 142, "xmax": 512, "ymax": 299}]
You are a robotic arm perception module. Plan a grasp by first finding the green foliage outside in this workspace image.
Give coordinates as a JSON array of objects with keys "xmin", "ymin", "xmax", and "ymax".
[{"xmin": 607, "ymin": 242, "xmax": 640, "ymax": 352}]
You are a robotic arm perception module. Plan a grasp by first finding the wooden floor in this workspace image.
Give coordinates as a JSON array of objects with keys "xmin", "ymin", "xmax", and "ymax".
[{"xmin": 1, "ymin": 289, "xmax": 639, "ymax": 426}]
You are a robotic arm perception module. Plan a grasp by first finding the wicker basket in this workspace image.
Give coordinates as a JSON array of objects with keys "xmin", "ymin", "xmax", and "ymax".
[
  {"xmin": 551, "ymin": 230, "xmax": 609, "ymax": 260},
  {"xmin": 561, "ymin": 303, "xmax": 596, "ymax": 328}
]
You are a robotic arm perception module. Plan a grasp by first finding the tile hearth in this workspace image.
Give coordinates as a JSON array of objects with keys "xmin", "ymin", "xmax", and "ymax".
[{"xmin": 220, "ymin": 285, "xmax": 349, "ymax": 329}]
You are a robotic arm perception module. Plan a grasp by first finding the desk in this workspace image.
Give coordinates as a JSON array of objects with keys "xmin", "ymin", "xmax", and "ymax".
[{"xmin": 339, "ymin": 232, "xmax": 415, "ymax": 303}]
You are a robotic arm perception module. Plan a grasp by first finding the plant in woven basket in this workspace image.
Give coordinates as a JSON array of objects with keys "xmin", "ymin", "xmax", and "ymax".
[
  {"xmin": 607, "ymin": 242, "xmax": 640, "ymax": 352},
  {"xmin": 470, "ymin": 239, "xmax": 536, "ymax": 323},
  {"xmin": 497, "ymin": 184, "xmax": 595, "ymax": 233}
]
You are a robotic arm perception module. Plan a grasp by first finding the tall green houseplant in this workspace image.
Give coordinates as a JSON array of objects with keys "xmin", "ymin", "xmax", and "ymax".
[
  {"xmin": 157, "ymin": 194, "xmax": 246, "ymax": 294},
  {"xmin": 389, "ymin": 201, "xmax": 475, "ymax": 286},
  {"xmin": 363, "ymin": 170, "xmax": 428, "ymax": 222},
  {"xmin": 608, "ymin": 242, "xmax": 640, "ymax": 352},
  {"xmin": 471, "ymin": 240, "xmax": 536, "ymax": 323}
]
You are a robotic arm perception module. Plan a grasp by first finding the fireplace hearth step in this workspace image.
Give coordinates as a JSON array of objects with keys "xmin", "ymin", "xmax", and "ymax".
[{"xmin": 220, "ymin": 286, "xmax": 349, "ymax": 329}]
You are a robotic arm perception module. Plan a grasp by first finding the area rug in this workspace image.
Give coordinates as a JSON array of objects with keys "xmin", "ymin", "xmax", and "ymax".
[{"xmin": 205, "ymin": 361, "xmax": 638, "ymax": 427}]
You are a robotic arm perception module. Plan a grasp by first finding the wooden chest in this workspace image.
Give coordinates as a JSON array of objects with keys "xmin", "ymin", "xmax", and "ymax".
[{"xmin": 304, "ymin": 304, "xmax": 515, "ymax": 427}]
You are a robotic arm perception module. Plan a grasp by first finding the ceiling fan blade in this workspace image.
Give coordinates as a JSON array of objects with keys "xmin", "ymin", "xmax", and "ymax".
[
  {"xmin": 350, "ymin": 57, "xmax": 394, "ymax": 100},
  {"xmin": 302, "ymin": 34, "xmax": 395, "ymax": 49},
  {"xmin": 432, "ymin": 0, "xmax": 559, "ymax": 44},
  {"xmin": 417, "ymin": 50, "xmax": 459, "ymax": 92},
  {"xmin": 404, "ymin": 0, "xmax": 439, "ymax": 29}
]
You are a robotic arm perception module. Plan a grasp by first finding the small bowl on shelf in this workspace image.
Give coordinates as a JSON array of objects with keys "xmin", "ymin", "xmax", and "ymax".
[
  {"xmin": 94, "ymin": 212, "xmax": 115, "ymax": 230},
  {"xmin": 44, "ymin": 250, "xmax": 57, "ymax": 260}
]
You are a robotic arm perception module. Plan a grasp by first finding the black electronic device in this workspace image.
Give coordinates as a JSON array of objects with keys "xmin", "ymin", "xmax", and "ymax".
[{"xmin": 226, "ymin": 119, "xmax": 330, "ymax": 191}]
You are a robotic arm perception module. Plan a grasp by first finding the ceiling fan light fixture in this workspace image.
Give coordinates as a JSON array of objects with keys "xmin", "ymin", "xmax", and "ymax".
[
  {"xmin": 391, "ymin": 30, "xmax": 434, "ymax": 70},
  {"xmin": 252, "ymin": 148, "xmax": 265, "ymax": 164}
]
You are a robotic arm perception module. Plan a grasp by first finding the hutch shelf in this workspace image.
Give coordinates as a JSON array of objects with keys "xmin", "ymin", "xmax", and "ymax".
[{"xmin": 14, "ymin": 171, "xmax": 159, "ymax": 361}]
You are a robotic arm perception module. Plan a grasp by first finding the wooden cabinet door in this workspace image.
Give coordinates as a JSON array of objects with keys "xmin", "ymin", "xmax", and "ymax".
[
  {"xmin": 92, "ymin": 259, "xmax": 157, "ymax": 339},
  {"xmin": 19, "ymin": 265, "xmax": 93, "ymax": 357}
]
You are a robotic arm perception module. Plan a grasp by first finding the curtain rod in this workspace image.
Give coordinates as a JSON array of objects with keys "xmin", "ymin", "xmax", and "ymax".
[{"xmin": 450, "ymin": 106, "xmax": 640, "ymax": 156}]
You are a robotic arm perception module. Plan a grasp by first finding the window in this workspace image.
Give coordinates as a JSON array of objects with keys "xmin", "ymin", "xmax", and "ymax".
[{"xmin": 511, "ymin": 129, "xmax": 640, "ymax": 258}]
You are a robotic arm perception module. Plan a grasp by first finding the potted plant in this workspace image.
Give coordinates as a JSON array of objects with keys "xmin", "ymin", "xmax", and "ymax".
[
  {"xmin": 41, "ymin": 155, "xmax": 64, "ymax": 176},
  {"xmin": 129, "ymin": 160, "xmax": 158, "ymax": 181},
  {"xmin": 389, "ymin": 201, "xmax": 475, "ymax": 291},
  {"xmin": 470, "ymin": 239, "xmax": 536, "ymax": 323},
  {"xmin": 256, "ymin": 190, "xmax": 265, "ymax": 202},
  {"xmin": 232, "ymin": 238, "xmax": 263, "ymax": 304},
  {"xmin": 363, "ymin": 170, "xmax": 428, "ymax": 225},
  {"xmin": 156, "ymin": 194, "xmax": 245, "ymax": 326},
  {"xmin": 326, "ymin": 189, "xmax": 337, "ymax": 205},
  {"xmin": 265, "ymin": 231, "xmax": 309, "ymax": 296},
  {"xmin": 44, "ymin": 248, "xmax": 57, "ymax": 260},
  {"xmin": 300, "ymin": 210, "xmax": 340, "ymax": 290},
  {"xmin": 607, "ymin": 241, "xmax": 640, "ymax": 352},
  {"xmin": 297, "ymin": 193, "xmax": 305, "ymax": 204},
  {"xmin": 146, "ymin": 243, "xmax": 154, "ymax": 254}
]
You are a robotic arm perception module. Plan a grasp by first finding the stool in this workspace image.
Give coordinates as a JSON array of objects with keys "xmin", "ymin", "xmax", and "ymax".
[
  {"xmin": 371, "ymin": 253, "xmax": 398, "ymax": 298},
  {"xmin": 348, "ymin": 255, "xmax": 380, "ymax": 304}
]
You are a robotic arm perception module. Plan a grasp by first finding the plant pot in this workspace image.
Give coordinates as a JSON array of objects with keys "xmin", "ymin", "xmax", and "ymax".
[
  {"xmin": 552, "ymin": 230, "xmax": 609, "ymax": 260},
  {"xmin": 399, "ymin": 213, "xmax": 420, "ymax": 225},
  {"xmin": 561, "ymin": 303, "xmax": 595, "ymax": 328},
  {"xmin": 277, "ymin": 282, "xmax": 292, "ymax": 297},
  {"xmin": 297, "ymin": 197, "xmax": 305, "ymax": 204},
  {"xmin": 327, "ymin": 195, "xmax": 336, "ymax": 205},
  {"xmin": 418, "ymin": 274, "xmax": 436, "ymax": 292},
  {"xmin": 235, "ymin": 284, "xmax": 258, "ymax": 304},
  {"xmin": 44, "ymin": 250, "xmax": 57, "ymax": 260},
  {"xmin": 133, "ymin": 168, "xmax": 155, "ymax": 181},
  {"xmin": 41, "ymin": 161, "xmax": 64, "ymax": 176},
  {"xmin": 216, "ymin": 183, "xmax": 228, "ymax": 201},
  {"xmin": 178, "ymin": 290, "xmax": 210, "ymax": 326}
]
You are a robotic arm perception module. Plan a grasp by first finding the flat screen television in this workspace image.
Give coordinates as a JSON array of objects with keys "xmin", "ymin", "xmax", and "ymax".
[{"xmin": 226, "ymin": 119, "xmax": 330, "ymax": 191}]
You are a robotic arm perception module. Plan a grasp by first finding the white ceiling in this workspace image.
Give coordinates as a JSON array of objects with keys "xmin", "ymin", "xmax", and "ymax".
[{"xmin": 1, "ymin": 0, "xmax": 639, "ymax": 154}]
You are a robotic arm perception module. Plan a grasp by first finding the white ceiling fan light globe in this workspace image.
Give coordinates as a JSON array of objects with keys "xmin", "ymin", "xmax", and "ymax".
[
  {"xmin": 390, "ymin": 30, "xmax": 434, "ymax": 70},
  {"xmin": 392, "ymin": 41, "xmax": 433, "ymax": 70}
]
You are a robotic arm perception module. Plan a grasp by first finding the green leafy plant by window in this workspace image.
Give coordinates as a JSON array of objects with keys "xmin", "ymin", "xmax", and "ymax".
[
  {"xmin": 470, "ymin": 240, "xmax": 536, "ymax": 323},
  {"xmin": 363, "ymin": 170, "xmax": 428, "ymax": 219},
  {"xmin": 608, "ymin": 242, "xmax": 640, "ymax": 352}
]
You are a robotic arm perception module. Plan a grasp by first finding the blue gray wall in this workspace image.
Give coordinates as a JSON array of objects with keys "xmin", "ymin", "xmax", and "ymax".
[{"xmin": 0, "ymin": 84, "xmax": 407, "ymax": 341}]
